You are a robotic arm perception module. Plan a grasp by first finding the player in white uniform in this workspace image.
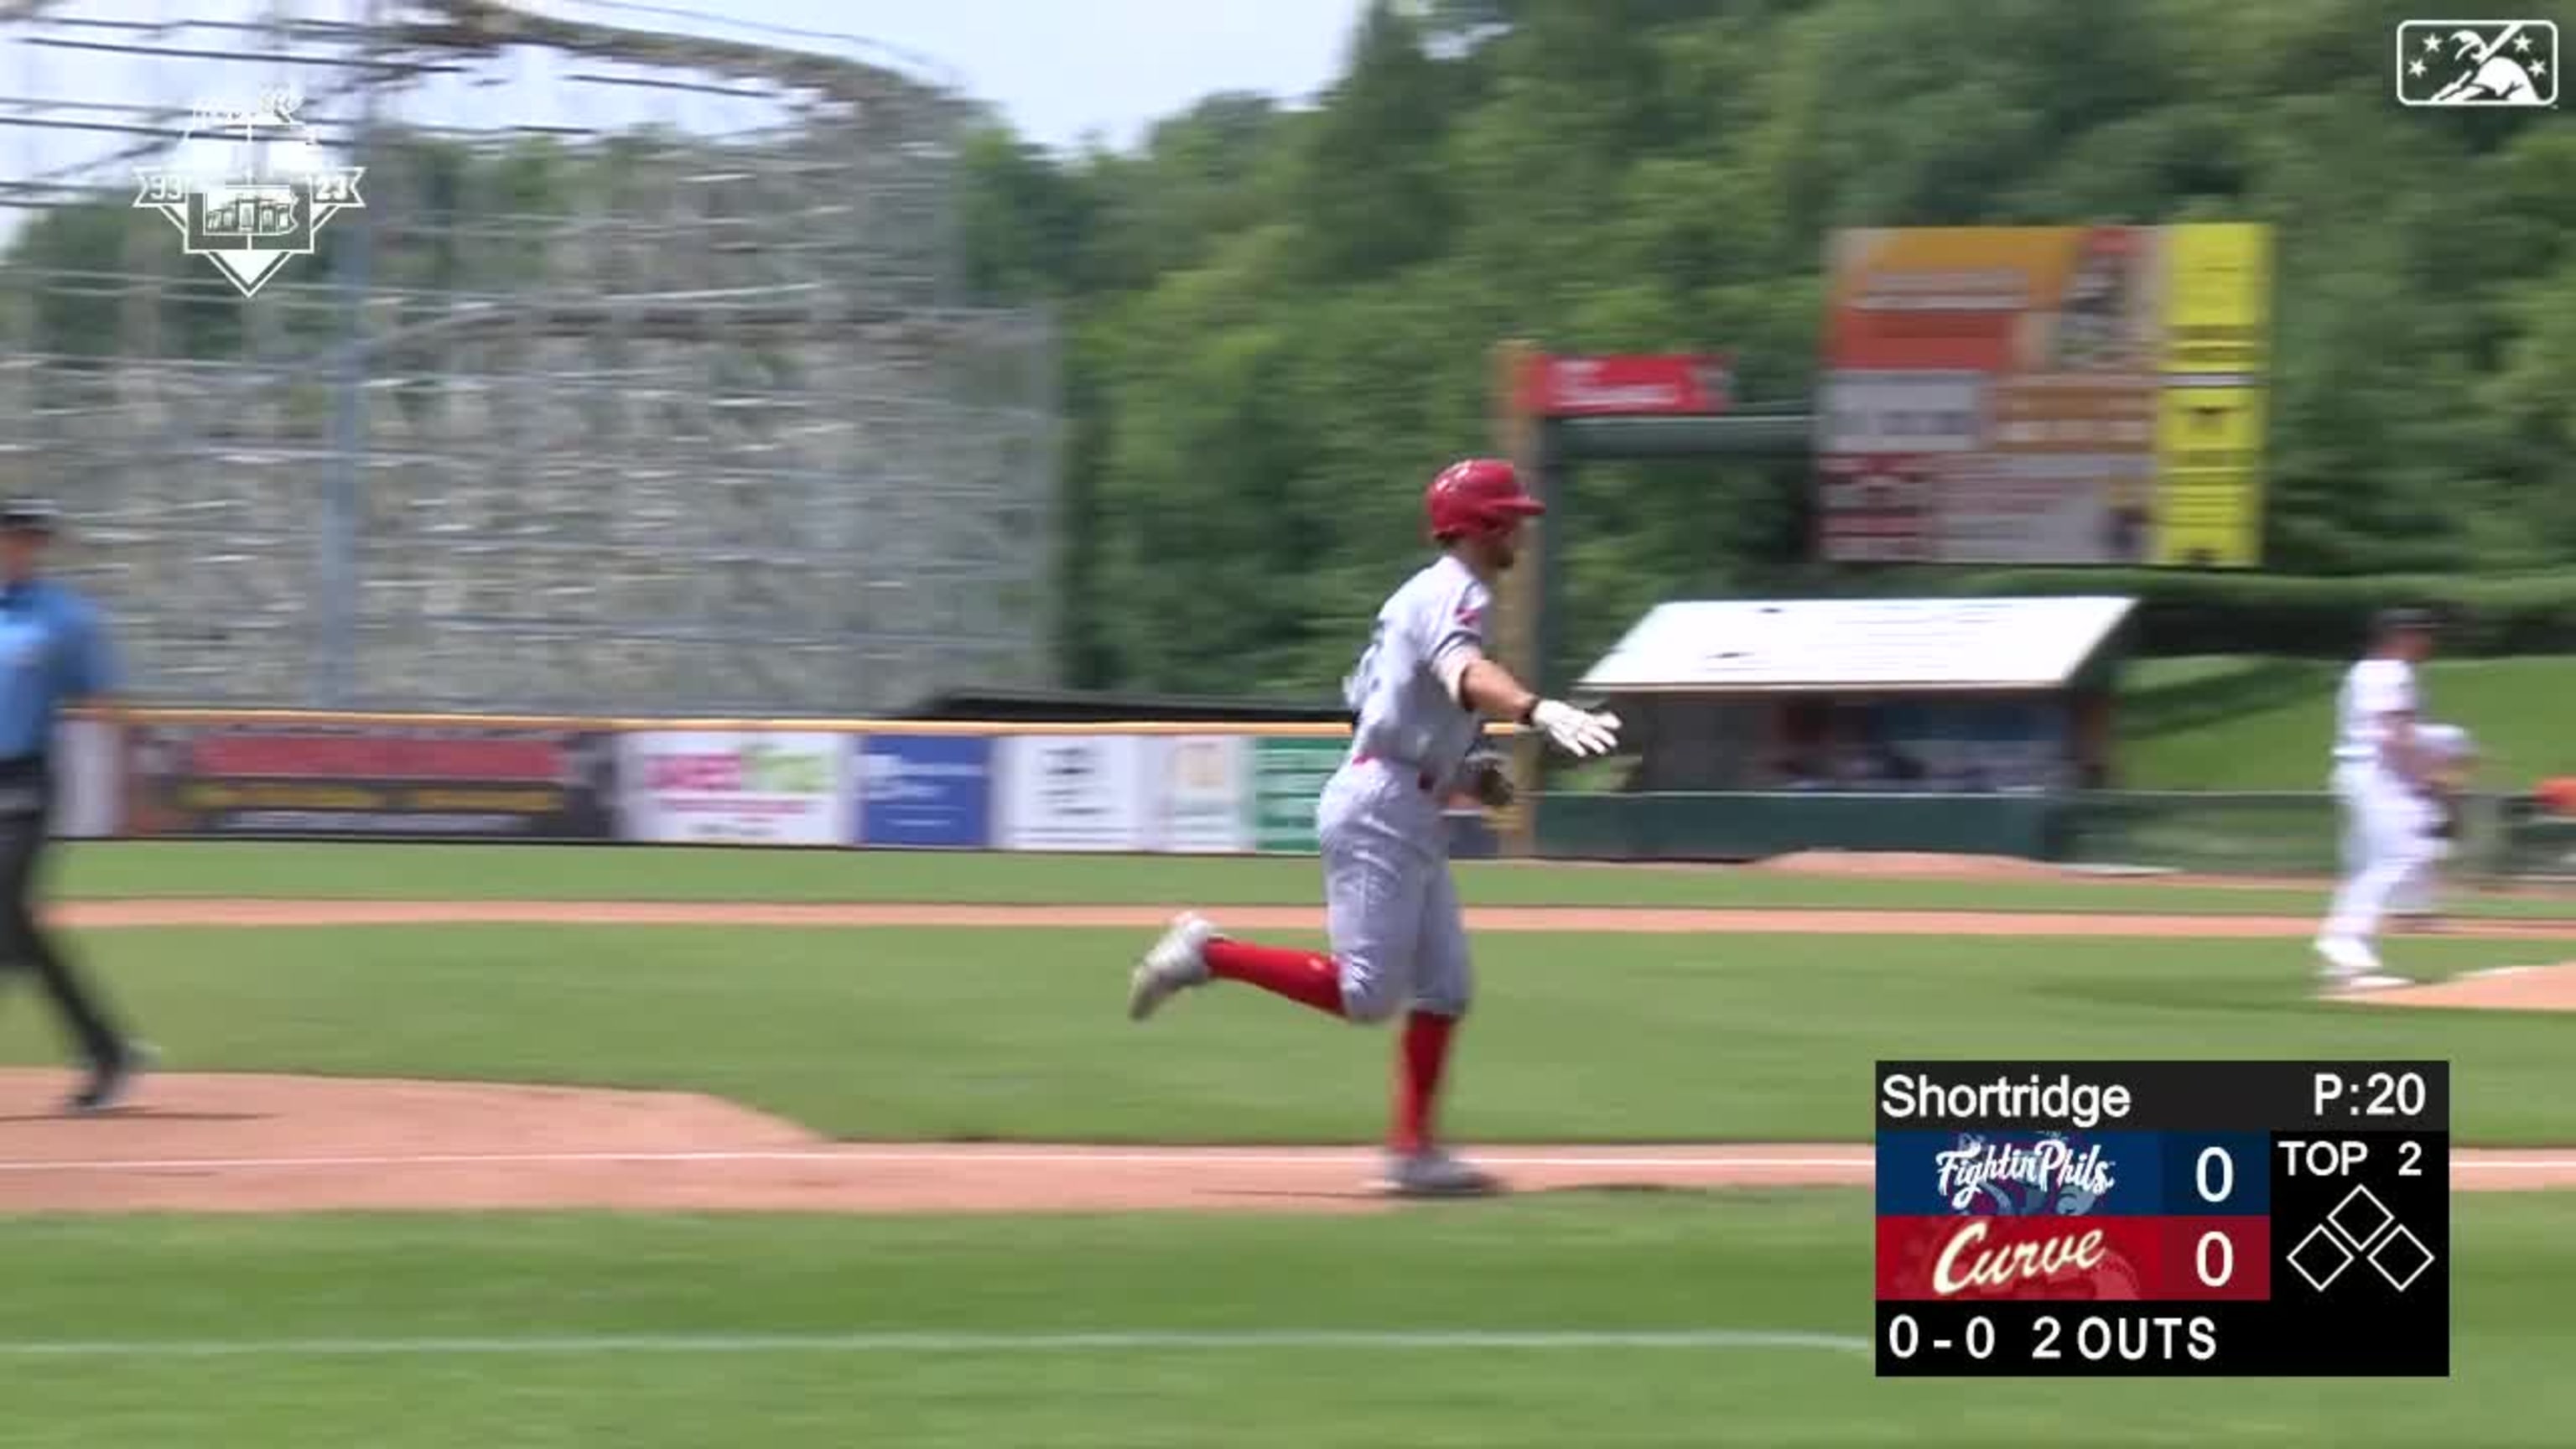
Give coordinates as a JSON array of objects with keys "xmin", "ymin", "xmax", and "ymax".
[
  {"xmin": 1121, "ymin": 459, "xmax": 1623, "ymax": 1196},
  {"xmin": 2316, "ymin": 608, "xmax": 2440, "ymax": 989},
  {"xmin": 2390, "ymin": 722, "xmax": 2474, "ymax": 929}
]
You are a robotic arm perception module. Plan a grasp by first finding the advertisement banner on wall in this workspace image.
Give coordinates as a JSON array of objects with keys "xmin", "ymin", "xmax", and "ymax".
[
  {"xmin": 618, "ymin": 731, "xmax": 848, "ymax": 845},
  {"xmin": 121, "ymin": 719, "xmax": 621, "ymax": 839},
  {"xmin": 1000, "ymin": 735, "xmax": 1145, "ymax": 851},
  {"xmin": 1815, "ymin": 223, "xmax": 2272, "ymax": 568},
  {"xmin": 1249, "ymin": 737, "xmax": 1346, "ymax": 853},
  {"xmin": 855, "ymin": 734, "xmax": 993, "ymax": 849},
  {"xmin": 1148, "ymin": 735, "xmax": 1249, "ymax": 853},
  {"xmin": 2148, "ymin": 221, "xmax": 2271, "ymax": 568},
  {"xmin": 1514, "ymin": 353, "xmax": 1733, "ymax": 417}
]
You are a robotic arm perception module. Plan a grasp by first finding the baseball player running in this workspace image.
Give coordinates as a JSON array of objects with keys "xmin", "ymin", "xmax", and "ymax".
[
  {"xmin": 1123, "ymin": 459, "xmax": 1621, "ymax": 1196},
  {"xmin": 2315, "ymin": 608, "xmax": 2441, "ymax": 990}
]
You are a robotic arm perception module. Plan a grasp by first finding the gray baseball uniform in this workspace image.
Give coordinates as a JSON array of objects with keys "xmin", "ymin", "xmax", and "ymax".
[{"xmin": 1317, "ymin": 553, "xmax": 1492, "ymax": 1023}]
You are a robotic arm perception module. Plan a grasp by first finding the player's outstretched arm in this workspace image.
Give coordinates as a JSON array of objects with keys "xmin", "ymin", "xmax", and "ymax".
[{"xmin": 1437, "ymin": 646, "xmax": 1619, "ymax": 758}]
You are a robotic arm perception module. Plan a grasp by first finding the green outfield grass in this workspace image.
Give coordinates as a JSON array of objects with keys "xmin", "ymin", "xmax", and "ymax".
[
  {"xmin": 37, "ymin": 839, "xmax": 2576, "ymax": 918},
  {"xmin": 8, "ymin": 844, "xmax": 2571, "ymax": 1448},
  {"xmin": 11, "ymin": 923, "xmax": 2573, "ymax": 1143},
  {"xmin": 4, "ymin": 1196, "xmax": 2570, "ymax": 1447},
  {"xmin": 2121, "ymin": 655, "xmax": 2575, "ymax": 791}
]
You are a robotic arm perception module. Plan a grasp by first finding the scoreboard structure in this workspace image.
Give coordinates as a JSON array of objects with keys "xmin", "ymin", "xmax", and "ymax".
[{"xmin": 1873, "ymin": 1060, "xmax": 2449, "ymax": 1376}]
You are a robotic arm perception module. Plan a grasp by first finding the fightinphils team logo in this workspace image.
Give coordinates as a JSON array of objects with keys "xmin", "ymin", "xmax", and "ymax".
[
  {"xmin": 2396, "ymin": 20, "xmax": 2558, "ymax": 106},
  {"xmin": 132, "ymin": 86, "xmax": 366, "ymax": 298},
  {"xmin": 1932, "ymin": 1131, "xmax": 2119, "ymax": 1215}
]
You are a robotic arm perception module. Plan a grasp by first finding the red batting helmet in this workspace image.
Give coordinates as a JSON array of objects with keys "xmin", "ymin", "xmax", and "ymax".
[{"xmin": 1425, "ymin": 458, "xmax": 1544, "ymax": 542}]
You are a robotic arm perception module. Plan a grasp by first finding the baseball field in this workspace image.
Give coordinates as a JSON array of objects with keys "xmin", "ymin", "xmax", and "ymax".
[{"xmin": 6, "ymin": 841, "xmax": 2576, "ymax": 1446}]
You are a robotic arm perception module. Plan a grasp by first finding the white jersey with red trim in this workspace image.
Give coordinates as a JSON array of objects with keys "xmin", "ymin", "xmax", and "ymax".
[{"xmin": 1342, "ymin": 552, "xmax": 1493, "ymax": 790}]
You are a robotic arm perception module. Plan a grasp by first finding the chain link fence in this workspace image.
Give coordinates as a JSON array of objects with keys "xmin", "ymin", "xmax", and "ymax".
[{"xmin": 2, "ymin": 1, "xmax": 1057, "ymax": 715}]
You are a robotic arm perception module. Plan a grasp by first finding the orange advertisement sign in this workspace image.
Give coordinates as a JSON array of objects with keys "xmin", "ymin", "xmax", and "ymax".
[{"xmin": 1817, "ymin": 225, "xmax": 2270, "ymax": 567}]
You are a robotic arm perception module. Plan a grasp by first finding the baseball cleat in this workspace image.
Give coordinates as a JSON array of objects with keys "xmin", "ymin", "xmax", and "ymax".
[
  {"xmin": 2313, "ymin": 934, "xmax": 2381, "ymax": 979},
  {"xmin": 66, "ymin": 1039, "xmax": 157, "ymax": 1115},
  {"xmin": 2326, "ymin": 973, "xmax": 2414, "ymax": 994},
  {"xmin": 1371, "ymin": 1147, "xmax": 1504, "ymax": 1198},
  {"xmin": 1128, "ymin": 911, "xmax": 1216, "ymax": 1021}
]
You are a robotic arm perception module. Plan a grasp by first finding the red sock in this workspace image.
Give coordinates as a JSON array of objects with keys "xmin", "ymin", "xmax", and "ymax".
[
  {"xmin": 1204, "ymin": 938, "xmax": 1346, "ymax": 1017},
  {"xmin": 1390, "ymin": 1010, "xmax": 1458, "ymax": 1154}
]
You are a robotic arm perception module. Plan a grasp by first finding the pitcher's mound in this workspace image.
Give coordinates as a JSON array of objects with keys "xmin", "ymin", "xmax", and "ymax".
[
  {"xmin": 0, "ymin": 1068, "xmax": 824, "ymax": 1150},
  {"xmin": 1755, "ymin": 850, "xmax": 2071, "ymax": 880},
  {"xmin": 2331, "ymin": 963, "xmax": 2576, "ymax": 1012},
  {"xmin": 0, "ymin": 1068, "xmax": 819, "ymax": 1213}
]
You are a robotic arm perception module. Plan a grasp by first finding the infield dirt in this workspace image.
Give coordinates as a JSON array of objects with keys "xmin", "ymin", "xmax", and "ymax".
[{"xmin": 4, "ymin": 898, "xmax": 2570, "ymax": 1214}]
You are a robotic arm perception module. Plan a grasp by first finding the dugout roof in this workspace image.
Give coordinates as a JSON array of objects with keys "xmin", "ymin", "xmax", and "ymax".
[{"xmin": 1576, "ymin": 595, "xmax": 2139, "ymax": 696}]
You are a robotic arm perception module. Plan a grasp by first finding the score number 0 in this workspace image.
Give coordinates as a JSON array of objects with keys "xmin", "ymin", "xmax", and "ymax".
[
  {"xmin": 1884, "ymin": 1311, "xmax": 1996, "ymax": 1360},
  {"xmin": 2192, "ymin": 1147, "xmax": 2236, "ymax": 1289}
]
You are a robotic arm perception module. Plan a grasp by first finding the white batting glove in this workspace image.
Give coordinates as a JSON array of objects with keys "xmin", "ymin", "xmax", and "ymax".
[{"xmin": 1530, "ymin": 699, "xmax": 1621, "ymax": 758}]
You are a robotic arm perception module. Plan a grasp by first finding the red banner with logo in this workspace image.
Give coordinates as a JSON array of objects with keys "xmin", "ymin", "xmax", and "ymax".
[
  {"xmin": 121, "ymin": 719, "xmax": 622, "ymax": 840},
  {"xmin": 1516, "ymin": 354, "xmax": 1732, "ymax": 417},
  {"xmin": 1875, "ymin": 1214, "xmax": 2270, "ymax": 1302}
]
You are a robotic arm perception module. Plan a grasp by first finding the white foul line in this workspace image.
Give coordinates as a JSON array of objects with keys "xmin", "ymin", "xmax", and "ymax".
[
  {"xmin": 0, "ymin": 1146, "xmax": 2566, "ymax": 1174},
  {"xmin": 0, "ymin": 1149, "xmax": 1873, "ymax": 1174},
  {"xmin": 0, "ymin": 1328, "xmax": 1871, "ymax": 1358}
]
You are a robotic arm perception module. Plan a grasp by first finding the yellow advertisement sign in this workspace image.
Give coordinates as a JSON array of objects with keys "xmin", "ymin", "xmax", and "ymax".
[
  {"xmin": 2151, "ymin": 223, "xmax": 2272, "ymax": 566},
  {"xmin": 2158, "ymin": 222, "xmax": 2271, "ymax": 378},
  {"xmin": 2153, "ymin": 386, "xmax": 2266, "ymax": 569}
]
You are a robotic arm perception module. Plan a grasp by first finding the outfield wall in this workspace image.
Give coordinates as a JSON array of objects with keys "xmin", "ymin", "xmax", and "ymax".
[
  {"xmin": 39, "ymin": 710, "xmax": 2574, "ymax": 880},
  {"xmin": 50, "ymin": 711, "xmax": 1504, "ymax": 857}
]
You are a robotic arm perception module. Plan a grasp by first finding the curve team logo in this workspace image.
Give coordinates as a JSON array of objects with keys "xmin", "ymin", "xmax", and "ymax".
[
  {"xmin": 132, "ymin": 86, "xmax": 367, "ymax": 298},
  {"xmin": 1933, "ymin": 1131, "xmax": 2119, "ymax": 1215}
]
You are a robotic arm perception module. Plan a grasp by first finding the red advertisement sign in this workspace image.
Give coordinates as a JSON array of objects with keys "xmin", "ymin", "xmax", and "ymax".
[
  {"xmin": 1517, "ymin": 354, "xmax": 1732, "ymax": 417},
  {"xmin": 122, "ymin": 720, "xmax": 621, "ymax": 840},
  {"xmin": 184, "ymin": 732, "xmax": 562, "ymax": 781}
]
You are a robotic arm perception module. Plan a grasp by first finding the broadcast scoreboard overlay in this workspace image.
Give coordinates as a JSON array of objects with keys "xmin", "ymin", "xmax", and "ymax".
[{"xmin": 1874, "ymin": 1061, "xmax": 2449, "ymax": 1376}]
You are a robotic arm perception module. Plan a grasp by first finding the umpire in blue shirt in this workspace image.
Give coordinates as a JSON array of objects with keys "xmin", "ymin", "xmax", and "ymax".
[{"xmin": 0, "ymin": 500, "xmax": 148, "ymax": 1111}]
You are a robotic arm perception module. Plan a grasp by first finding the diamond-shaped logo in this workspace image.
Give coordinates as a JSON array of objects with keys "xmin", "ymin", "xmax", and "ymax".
[
  {"xmin": 2288, "ymin": 1223, "xmax": 2355, "ymax": 1291},
  {"xmin": 2368, "ymin": 1223, "xmax": 2436, "ymax": 1292},
  {"xmin": 131, "ymin": 86, "xmax": 365, "ymax": 299},
  {"xmin": 2327, "ymin": 1184, "xmax": 2396, "ymax": 1251}
]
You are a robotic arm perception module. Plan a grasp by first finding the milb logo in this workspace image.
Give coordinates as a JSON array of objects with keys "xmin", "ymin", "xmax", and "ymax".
[{"xmin": 2396, "ymin": 20, "xmax": 2558, "ymax": 106}]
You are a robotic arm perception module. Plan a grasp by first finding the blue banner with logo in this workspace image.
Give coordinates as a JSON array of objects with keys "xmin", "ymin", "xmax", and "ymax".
[
  {"xmin": 855, "ymin": 735, "xmax": 993, "ymax": 849},
  {"xmin": 1876, "ymin": 1130, "xmax": 2168, "ymax": 1218}
]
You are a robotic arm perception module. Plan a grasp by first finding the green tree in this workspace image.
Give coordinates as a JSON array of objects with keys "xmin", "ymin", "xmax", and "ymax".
[
  {"xmin": 20, "ymin": 0, "xmax": 2572, "ymax": 695},
  {"xmin": 1296, "ymin": 0, "xmax": 1454, "ymax": 283}
]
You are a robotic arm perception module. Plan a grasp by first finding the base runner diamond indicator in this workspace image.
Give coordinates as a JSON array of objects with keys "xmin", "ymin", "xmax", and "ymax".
[
  {"xmin": 2288, "ymin": 1223, "xmax": 2356, "ymax": 1291},
  {"xmin": 2369, "ymin": 1223, "xmax": 2436, "ymax": 1292},
  {"xmin": 2327, "ymin": 1183, "xmax": 2397, "ymax": 1250}
]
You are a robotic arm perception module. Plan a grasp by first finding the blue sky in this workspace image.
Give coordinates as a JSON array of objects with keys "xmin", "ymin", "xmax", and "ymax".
[
  {"xmin": 8, "ymin": 0, "xmax": 1366, "ymax": 175},
  {"xmin": 843, "ymin": 0, "xmax": 1364, "ymax": 148}
]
